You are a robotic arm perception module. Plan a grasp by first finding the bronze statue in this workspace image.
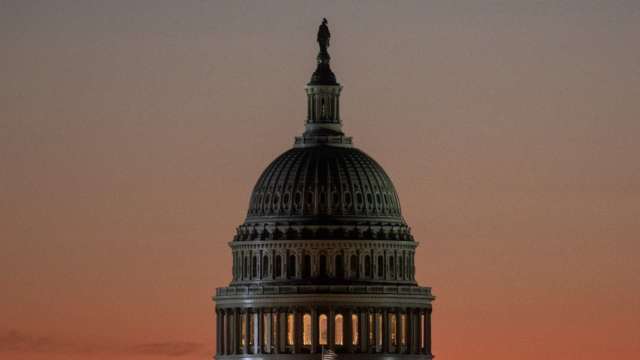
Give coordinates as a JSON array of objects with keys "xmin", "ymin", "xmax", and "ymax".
[{"xmin": 317, "ymin": 18, "xmax": 330, "ymax": 52}]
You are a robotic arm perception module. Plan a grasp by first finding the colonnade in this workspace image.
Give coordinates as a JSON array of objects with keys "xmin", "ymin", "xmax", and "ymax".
[
  {"xmin": 215, "ymin": 306, "xmax": 431, "ymax": 356},
  {"xmin": 233, "ymin": 249, "xmax": 415, "ymax": 283}
]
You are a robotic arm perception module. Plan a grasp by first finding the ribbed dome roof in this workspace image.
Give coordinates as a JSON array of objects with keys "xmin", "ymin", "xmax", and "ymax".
[{"xmin": 247, "ymin": 145, "xmax": 402, "ymax": 221}]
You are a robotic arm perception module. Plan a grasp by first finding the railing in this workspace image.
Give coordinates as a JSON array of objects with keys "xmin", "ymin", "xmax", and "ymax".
[{"xmin": 215, "ymin": 285, "xmax": 432, "ymax": 297}]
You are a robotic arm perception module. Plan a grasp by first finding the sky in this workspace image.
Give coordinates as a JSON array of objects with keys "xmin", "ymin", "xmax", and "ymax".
[{"xmin": 1, "ymin": 0, "xmax": 639, "ymax": 359}]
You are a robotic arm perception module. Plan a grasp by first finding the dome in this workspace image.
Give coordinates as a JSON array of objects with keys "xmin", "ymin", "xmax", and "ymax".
[
  {"xmin": 235, "ymin": 145, "xmax": 413, "ymax": 242},
  {"xmin": 215, "ymin": 21, "xmax": 434, "ymax": 360}
]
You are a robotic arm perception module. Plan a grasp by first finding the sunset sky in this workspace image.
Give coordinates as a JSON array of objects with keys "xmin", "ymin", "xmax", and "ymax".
[{"xmin": 1, "ymin": 1, "xmax": 639, "ymax": 359}]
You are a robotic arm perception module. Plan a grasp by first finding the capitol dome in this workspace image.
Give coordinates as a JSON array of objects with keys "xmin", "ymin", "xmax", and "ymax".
[
  {"xmin": 237, "ymin": 145, "xmax": 412, "ymax": 243},
  {"xmin": 214, "ymin": 19, "xmax": 433, "ymax": 360}
]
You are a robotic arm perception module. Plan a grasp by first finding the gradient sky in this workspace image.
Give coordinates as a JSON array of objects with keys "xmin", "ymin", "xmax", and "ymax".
[{"xmin": 2, "ymin": 1, "xmax": 639, "ymax": 359}]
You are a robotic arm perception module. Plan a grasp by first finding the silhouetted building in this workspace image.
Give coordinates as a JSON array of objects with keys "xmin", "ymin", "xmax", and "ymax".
[{"xmin": 213, "ymin": 20, "xmax": 434, "ymax": 360}]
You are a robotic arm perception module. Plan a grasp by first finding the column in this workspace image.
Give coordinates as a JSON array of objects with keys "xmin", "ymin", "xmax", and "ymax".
[
  {"xmin": 360, "ymin": 308, "xmax": 368, "ymax": 353},
  {"xmin": 408, "ymin": 309, "xmax": 415, "ymax": 354},
  {"xmin": 382, "ymin": 308, "xmax": 389, "ymax": 353},
  {"xmin": 369, "ymin": 308, "xmax": 380, "ymax": 352},
  {"xmin": 345, "ymin": 308, "xmax": 353, "ymax": 353},
  {"xmin": 256, "ymin": 309, "xmax": 263, "ymax": 354},
  {"xmin": 311, "ymin": 307, "xmax": 319, "ymax": 353},
  {"xmin": 232, "ymin": 309, "xmax": 238, "ymax": 355},
  {"xmin": 426, "ymin": 308, "xmax": 432, "ymax": 355},
  {"xmin": 243, "ymin": 310, "xmax": 249, "ymax": 354},
  {"xmin": 273, "ymin": 309, "xmax": 279, "ymax": 354},
  {"xmin": 279, "ymin": 309, "xmax": 287, "ymax": 353},
  {"xmin": 328, "ymin": 308, "xmax": 335, "ymax": 350},
  {"xmin": 396, "ymin": 308, "xmax": 402, "ymax": 353},
  {"xmin": 294, "ymin": 308, "xmax": 302, "ymax": 354},
  {"xmin": 263, "ymin": 308, "xmax": 271, "ymax": 354},
  {"xmin": 215, "ymin": 309, "xmax": 221, "ymax": 356}
]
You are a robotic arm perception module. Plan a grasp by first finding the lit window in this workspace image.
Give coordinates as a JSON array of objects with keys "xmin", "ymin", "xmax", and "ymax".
[
  {"xmin": 303, "ymin": 313, "xmax": 312, "ymax": 346},
  {"xmin": 351, "ymin": 314, "xmax": 359, "ymax": 345},
  {"xmin": 287, "ymin": 313, "xmax": 295, "ymax": 346},
  {"xmin": 335, "ymin": 314, "xmax": 344, "ymax": 345},
  {"xmin": 319, "ymin": 314, "xmax": 328, "ymax": 345},
  {"xmin": 249, "ymin": 313, "xmax": 255, "ymax": 346},
  {"xmin": 263, "ymin": 312, "xmax": 270, "ymax": 353},
  {"xmin": 241, "ymin": 313, "xmax": 247, "ymax": 346}
]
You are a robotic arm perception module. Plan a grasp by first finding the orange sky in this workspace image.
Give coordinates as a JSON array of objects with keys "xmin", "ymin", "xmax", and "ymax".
[{"xmin": 1, "ymin": 1, "xmax": 639, "ymax": 359}]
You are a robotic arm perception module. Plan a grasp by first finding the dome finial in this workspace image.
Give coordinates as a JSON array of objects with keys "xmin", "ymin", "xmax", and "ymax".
[
  {"xmin": 309, "ymin": 18, "xmax": 337, "ymax": 85},
  {"xmin": 317, "ymin": 18, "xmax": 331, "ymax": 64}
]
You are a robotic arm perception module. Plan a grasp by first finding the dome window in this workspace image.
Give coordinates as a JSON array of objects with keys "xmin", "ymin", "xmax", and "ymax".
[
  {"xmin": 302, "ymin": 255, "xmax": 311, "ymax": 277},
  {"xmin": 262, "ymin": 256, "xmax": 269, "ymax": 278},
  {"xmin": 275, "ymin": 255, "xmax": 282, "ymax": 278},
  {"xmin": 364, "ymin": 255, "xmax": 371, "ymax": 278},
  {"xmin": 350, "ymin": 254, "xmax": 359, "ymax": 278},
  {"xmin": 335, "ymin": 254, "xmax": 344, "ymax": 278},
  {"xmin": 287, "ymin": 254, "xmax": 296, "ymax": 278}
]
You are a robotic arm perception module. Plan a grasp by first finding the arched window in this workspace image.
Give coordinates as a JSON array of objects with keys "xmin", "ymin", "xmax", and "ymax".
[
  {"xmin": 249, "ymin": 313, "xmax": 255, "ymax": 348},
  {"xmin": 335, "ymin": 254, "xmax": 344, "ymax": 278},
  {"xmin": 287, "ymin": 313, "xmax": 295, "ymax": 346},
  {"xmin": 275, "ymin": 255, "xmax": 282, "ymax": 278},
  {"xmin": 377, "ymin": 256, "xmax": 384, "ymax": 278},
  {"xmin": 335, "ymin": 314, "xmax": 344, "ymax": 345},
  {"xmin": 262, "ymin": 255, "xmax": 269, "ymax": 278},
  {"xmin": 263, "ymin": 312, "xmax": 271, "ymax": 353},
  {"xmin": 302, "ymin": 255, "xmax": 311, "ymax": 278},
  {"xmin": 350, "ymin": 254, "xmax": 359, "ymax": 278},
  {"xmin": 319, "ymin": 255, "xmax": 327, "ymax": 277},
  {"xmin": 389, "ymin": 256, "xmax": 395, "ymax": 278},
  {"xmin": 303, "ymin": 313, "xmax": 312, "ymax": 346},
  {"xmin": 364, "ymin": 255, "xmax": 371, "ymax": 278},
  {"xmin": 287, "ymin": 254, "xmax": 296, "ymax": 278},
  {"xmin": 351, "ymin": 314, "xmax": 359, "ymax": 346},
  {"xmin": 319, "ymin": 314, "xmax": 328, "ymax": 345},
  {"xmin": 240, "ymin": 313, "xmax": 247, "ymax": 347},
  {"xmin": 399, "ymin": 256, "xmax": 404, "ymax": 279},
  {"xmin": 375, "ymin": 312, "xmax": 383, "ymax": 347},
  {"xmin": 252, "ymin": 256, "xmax": 258, "ymax": 278}
]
